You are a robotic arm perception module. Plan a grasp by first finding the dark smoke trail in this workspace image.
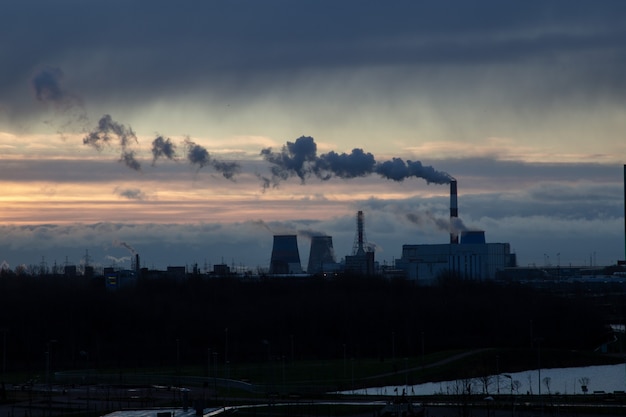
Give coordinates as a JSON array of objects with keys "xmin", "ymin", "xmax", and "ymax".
[
  {"xmin": 211, "ymin": 159, "xmax": 240, "ymax": 180},
  {"xmin": 83, "ymin": 114, "xmax": 138, "ymax": 150},
  {"xmin": 151, "ymin": 135, "xmax": 177, "ymax": 165},
  {"xmin": 376, "ymin": 158, "xmax": 452, "ymax": 184},
  {"xmin": 83, "ymin": 114, "xmax": 141, "ymax": 170},
  {"xmin": 120, "ymin": 151, "xmax": 141, "ymax": 171},
  {"xmin": 260, "ymin": 136, "xmax": 317, "ymax": 183},
  {"xmin": 32, "ymin": 67, "xmax": 65, "ymax": 102},
  {"xmin": 184, "ymin": 138, "xmax": 240, "ymax": 179},
  {"xmin": 314, "ymin": 148, "xmax": 376, "ymax": 180},
  {"xmin": 32, "ymin": 67, "xmax": 89, "ymax": 135},
  {"xmin": 184, "ymin": 138, "xmax": 210, "ymax": 168},
  {"xmin": 260, "ymin": 136, "xmax": 452, "ymax": 188}
]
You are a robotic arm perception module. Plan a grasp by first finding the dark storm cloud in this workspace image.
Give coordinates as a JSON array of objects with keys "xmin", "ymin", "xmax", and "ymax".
[
  {"xmin": 3, "ymin": 1, "xmax": 626, "ymax": 122},
  {"xmin": 260, "ymin": 136, "xmax": 452, "ymax": 188}
]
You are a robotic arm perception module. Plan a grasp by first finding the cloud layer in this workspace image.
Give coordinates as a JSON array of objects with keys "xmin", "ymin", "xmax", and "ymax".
[{"xmin": 0, "ymin": 1, "xmax": 624, "ymax": 269}]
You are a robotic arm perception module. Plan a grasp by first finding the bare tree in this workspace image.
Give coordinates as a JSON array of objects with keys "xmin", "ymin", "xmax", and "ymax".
[
  {"xmin": 578, "ymin": 377, "xmax": 590, "ymax": 394},
  {"xmin": 542, "ymin": 376, "xmax": 552, "ymax": 395},
  {"xmin": 477, "ymin": 374, "xmax": 493, "ymax": 395}
]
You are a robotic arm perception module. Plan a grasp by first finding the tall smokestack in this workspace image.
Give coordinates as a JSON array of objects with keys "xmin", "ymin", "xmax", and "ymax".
[
  {"xmin": 450, "ymin": 179, "xmax": 459, "ymax": 244},
  {"xmin": 623, "ymin": 164, "xmax": 625, "ymax": 261}
]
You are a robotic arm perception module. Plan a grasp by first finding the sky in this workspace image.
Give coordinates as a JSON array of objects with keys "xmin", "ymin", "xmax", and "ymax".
[{"xmin": 1, "ymin": 0, "xmax": 625, "ymax": 272}]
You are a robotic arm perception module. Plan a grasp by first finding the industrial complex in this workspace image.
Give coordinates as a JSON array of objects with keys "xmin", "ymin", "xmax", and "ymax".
[
  {"xmin": 86, "ymin": 165, "xmax": 626, "ymax": 289},
  {"xmin": 264, "ymin": 179, "xmax": 516, "ymax": 284}
]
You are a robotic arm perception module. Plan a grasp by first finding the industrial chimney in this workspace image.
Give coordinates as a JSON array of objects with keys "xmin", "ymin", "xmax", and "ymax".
[{"xmin": 450, "ymin": 179, "xmax": 459, "ymax": 244}]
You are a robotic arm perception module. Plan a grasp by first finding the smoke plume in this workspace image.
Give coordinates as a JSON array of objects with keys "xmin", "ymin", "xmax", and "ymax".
[
  {"xmin": 297, "ymin": 229, "xmax": 328, "ymax": 240},
  {"xmin": 32, "ymin": 67, "xmax": 65, "ymax": 103},
  {"xmin": 260, "ymin": 136, "xmax": 452, "ymax": 188},
  {"xmin": 406, "ymin": 212, "xmax": 469, "ymax": 234},
  {"xmin": 115, "ymin": 187, "xmax": 146, "ymax": 201},
  {"xmin": 184, "ymin": 138, "xmax": 240, "ymax": 179},
  {"xmin": 113, "ymin": 240, "xmax": 137, "ymax": 255},
  {"xmin": 83, "ymin": 114, "xmax": 141, "ymax": 171},
  {"xmin": 32, "ymin": 67, "xmax": 88, "ymax": 134},
  {"xmin": 151, "ymin": 135, "xmax": 177, "ymax": 165}
]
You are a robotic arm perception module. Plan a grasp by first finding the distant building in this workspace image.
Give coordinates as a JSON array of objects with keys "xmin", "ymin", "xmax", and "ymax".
[
  {"xmin": 105, "ymin": 270, "xmax": 138, "ymax": 290},
  {"xmin": 64, "ymin": 265, "xmax": 77, "ymax": 277},
  {"xmin": 396, "ymin": 230, "xmax": 516, "ymax": 285},
  {"xmin": 166, "ymin": 266, "xmax": 186, "ymax": 280},
  {"xmin": 344, "ymin": 251, "xmax": 375, "ymax": 276},
  {"xmin": 213, "ymin": 263, "xmax": 231, "ymax": 276}
]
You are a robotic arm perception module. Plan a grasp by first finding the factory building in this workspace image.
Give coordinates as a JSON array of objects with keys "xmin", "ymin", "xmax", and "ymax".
[
  {"xmin": 396, "ymin": 231, "xmax": 515, "ymax": 285},
  {"xmin": 396, "ymin": 181, "xmax": 516, "ymax": 285},
  {"xmin": 269, "ymin": 234, "xmax": 303, "ymax": 274}
]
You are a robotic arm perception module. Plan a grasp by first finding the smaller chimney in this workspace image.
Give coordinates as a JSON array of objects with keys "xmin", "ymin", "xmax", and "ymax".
[{"xmin": 450, "ymin": 179, "xmax": 459, "ymax": 244}]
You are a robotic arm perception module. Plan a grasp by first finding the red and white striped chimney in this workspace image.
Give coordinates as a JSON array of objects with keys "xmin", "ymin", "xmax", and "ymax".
[{"xmin": 450, "ymin": 179, "xmax": 459, "ymax": 244}]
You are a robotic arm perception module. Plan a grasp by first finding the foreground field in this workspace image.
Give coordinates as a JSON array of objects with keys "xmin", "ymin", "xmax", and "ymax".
[{"xmin": 1, "ymin": 348, "xmax": 623, "ymax": 416}]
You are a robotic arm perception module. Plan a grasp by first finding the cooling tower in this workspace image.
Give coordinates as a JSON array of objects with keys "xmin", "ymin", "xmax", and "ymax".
[
  {"xmin": 269, "ymin": 235, "xmax": 303, "ymax": 274},
  {"xmin": 307, "ymin": 236, "xmax": 336, "ymax": 274},
  {"xmin": 450, "ymin": 179, "xmax": 459, "ymax": 244}
]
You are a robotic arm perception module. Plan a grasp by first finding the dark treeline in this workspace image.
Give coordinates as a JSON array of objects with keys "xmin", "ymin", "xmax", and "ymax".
[{"xmin": 0, "ymin": 274, "xmax": 616, "ymax": 374}]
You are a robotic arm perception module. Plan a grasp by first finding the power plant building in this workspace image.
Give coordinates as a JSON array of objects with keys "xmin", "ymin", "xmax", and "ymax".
[
  {"xmin": 396, "ymin": 230, "xmax": 516, "ymax": 285},
  {"xmin": 269, "ymin": 235, "xmax": 303, "ymax": 274},
  {"xmin": 396, "ymin": 180, "xmax": 516, "ymax": 284}
]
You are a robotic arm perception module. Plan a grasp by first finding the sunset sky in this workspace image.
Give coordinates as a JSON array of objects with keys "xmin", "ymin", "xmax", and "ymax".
[{"xmin": 1, "ymin": 1, "xmax": 625, "ymax": 271}]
